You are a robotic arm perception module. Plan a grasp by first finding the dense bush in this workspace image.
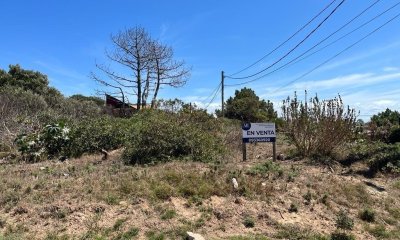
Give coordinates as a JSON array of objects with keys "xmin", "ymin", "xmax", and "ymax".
[
  {"xmin": 14, "ymin": 123, "xmax": 70, "ymax": 162},
  {"xmin": 367, "ymin": 109, "xmax": 400, "ymax": 142},
  {"xmin": 0, "ymin": 87, "xmax": 48, "ymax": 146},
  {"xmin": 68, "ymin": 117, "xmax": 131, "ymax": 157},
  {"xmin": 388, "ymin": 127, "xmax": 400, "ymax": 143},
  {"xmin": 346, "ymin": 141, "xmax": 400, "ymax": 175},
  {"xmin": 368, "ymin": 143, "xmax": 400, "ymax": 174},
  {"xmin": 122, "ymin": 110, "xmax": 225, "ymax": 164},
  {"xmin": 282, "ymin": 92, "xmax": 357, "ymax": 159}
]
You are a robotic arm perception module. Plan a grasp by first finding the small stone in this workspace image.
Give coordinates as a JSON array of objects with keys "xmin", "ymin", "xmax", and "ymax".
[
  {"xmin": 186, "ymin": 232, "xmax": 205, "ymax": 240},
  {"xmin": 39, "ymin": 167, "xmax": 46, "ymax": 170},
  {"xmin": 277, "ymin": 153, "xmax": 285, "ymax": 160},
  {"xmin": 232, "ymin": 178, "xmax": 238, "ymax": 189}
]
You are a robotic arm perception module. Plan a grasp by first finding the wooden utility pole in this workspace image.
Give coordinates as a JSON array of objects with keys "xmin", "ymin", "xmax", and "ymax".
[{"xmin": 221, "ymin": 71, "xmax": 225, "ymax": 117}]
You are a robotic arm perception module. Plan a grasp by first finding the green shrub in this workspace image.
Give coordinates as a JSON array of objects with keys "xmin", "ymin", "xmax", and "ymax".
[
  {"xmin": 68, "ymin": 117, "xmax": 131, "ymax": 157},
  {"xmin": 368, "ymin": 143, "xmax": 400, "ymax": 174},
  {"xmin": 160, "ymin": 209, "xmax": 176, "ymax": 220},
  {"xmin": 388, "ymin": 127, "xmax": 400, "ymax": 143},
  {"xmin": 122, "ymin": 111, "xmax": 224, "ymax": 164},
  {"xmin": 330, "ymin": 231, "xmax": 355, "ymax": 240},
  {"xmin": 335, "ymin": 210, "xmax": 354, "ymax": 231},
  {"xmin": 366, "ymin": 225, "xmax": 390, "ymax": 239},
  {"xmin": 14, "ymin": 122, "xmax": 70, "ymax": 162},
  {"xmin": 114, "ymin": 227, "xmax": 139, "ymax": 240},
  {"xmin": 247, "ymin": 160, "xmax": 283, "ymax": 177},
  {"xmin": 345, "ymin": 141, "xmax": 400, "ymax": 175},
  {"xmin": 282, "ymin": 92, "xmax": 356, "ymax": 159},
  {"xmin": 243, "ymin": 216, "xmax": 255, "ymax": 228},
  {"xmin": 288, "ymin": 203, "xmax": 298, "ymax": 213},
  {"xmin": 358, "ymin": 208, "xmax": 375, "ymax": 222}
]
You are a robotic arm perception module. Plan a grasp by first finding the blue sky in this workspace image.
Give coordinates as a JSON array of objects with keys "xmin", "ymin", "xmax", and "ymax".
[{"xmin": 1, "ymin": 0, "xmax": 400, "ymax": 120}]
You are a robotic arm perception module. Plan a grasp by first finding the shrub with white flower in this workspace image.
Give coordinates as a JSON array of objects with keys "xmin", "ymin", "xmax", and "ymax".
[{"xmin": 15, "ymin": 122, "xmax": 70, "ymax": 162}]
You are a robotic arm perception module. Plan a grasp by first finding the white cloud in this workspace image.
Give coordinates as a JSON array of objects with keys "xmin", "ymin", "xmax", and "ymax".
[{"xmin": 383, "ymin": 66, "xmax": 399, "ymax": 72}]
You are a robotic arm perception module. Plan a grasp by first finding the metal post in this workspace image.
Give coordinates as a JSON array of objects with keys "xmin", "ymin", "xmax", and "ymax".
[
  {"xmin": 221, "ymin": 71, "xmax": 225, "ymax": 118},
  {"xmin": 273, "ymin": 141, "xmax": 277, "ymax": 161},
  {"xmin": 242, "ymin": 142, "xmax": 247, "ymax": 161}
]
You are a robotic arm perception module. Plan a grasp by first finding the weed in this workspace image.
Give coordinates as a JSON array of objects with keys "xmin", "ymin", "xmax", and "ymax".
[
  {"xmin": 320, "ymin": 193, "xmax": 329, "ymax": 206},
  {"xmin": 243, "ymin": 216, "xmax": 255, "ymax": 228},
  {"xmin": 358, "ymin": 208, "xmax": 375, "ymax": 222},
  {"xmin": 335, "ymin": 210, "xmax": 354, "ymax": 231},
  {"xmin": 113, "ymin": 227, "xmax": 139, "ymax": 240},
  {"xmin": 303, "ymin": 190, "xmax": 312, "ymax": 204},
  {"xmin": 288, "ymin": 203, "xmax": 298, "ymax": 213},
  {"xmin": 152, "ymin": 182, "xmax": 174, "ymax": 201},
  {"xmin": 365, "ymin": 225, "xmax": 390, "ymax": 239},
  {"xmin": 274, "ymin": 224, "xmax": 323, "ymax": 239},
  {"xmin": 247, "ymin": 161, "xmax": 283, "ymax": 178},
  {"xmin": 146, "ymin": 231, "xmax": 165, "ymax": 240},
  {"xmin": 330, "ymin": 231, "xmax": 355, "ymax": 240},
  {"xmin": 393, "ymin": 180, "xmax": 400, "ymax": 189},
  {"xmin": 160, "ymin": 209, "xmax": 176, "ymax": 220},
  {"xmin": 228, "ymin": 235, "xmax": 269, "ymax": 240},
  {"xmin": 104, "ymin": 193, "xmax": 119, "ymax": 205},
  {"xmin": 0, "ymin": 218, "xmax": 5, "ymax": 229},
  {"xmin": 112, "ymin": 218, "xmax": 127, "ymax": 231}
]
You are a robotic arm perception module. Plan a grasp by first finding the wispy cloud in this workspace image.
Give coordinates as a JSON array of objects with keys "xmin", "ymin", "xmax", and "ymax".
[
  {"xmin": 316, "ymin": 40, "xmax": 400, "ymax": 72},
  {"xmin": 383, "ymin": 66, "xmax": 399, "ymax": 72},
  {"xmin": 34, "ymin": 60, "xmax": 87, "ymax": 81}
]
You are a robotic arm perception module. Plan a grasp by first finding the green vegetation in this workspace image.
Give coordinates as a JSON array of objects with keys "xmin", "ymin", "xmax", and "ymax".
[
  {"xmin": 282, "ymin": 92, "xmax": 357, "ymax": 159},
  {"xmin": 335, "ymin": 210, "xmax": 354, "ymax": 231},
  {"xmin": 358, "ymin": 208, "xmax": 375, "ymax": 222},
  {"xmin": 220, "ymin": 87, "xmax": 277, "ymax": 122},
  {"xmin": 1, "ymin": 63, "xmax": 400, "ymax": 239},
  {"xmin": 243, "ymin": 216, "xmax": 255, "ymax": 228},
  {"xmin": 122, "ymin": 110, "xmax": 225, "ymax": 164}
]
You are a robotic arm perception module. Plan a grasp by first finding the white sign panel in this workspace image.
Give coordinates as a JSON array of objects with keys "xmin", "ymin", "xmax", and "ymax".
[{"xmin": 242, "ymin": 122, "xmax": 276, "ymax": 143}]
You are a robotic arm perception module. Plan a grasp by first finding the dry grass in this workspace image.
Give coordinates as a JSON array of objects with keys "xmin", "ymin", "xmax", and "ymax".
[{"xmin": 0, "ymin": 147, "xmax": 399, "ymax": 239}]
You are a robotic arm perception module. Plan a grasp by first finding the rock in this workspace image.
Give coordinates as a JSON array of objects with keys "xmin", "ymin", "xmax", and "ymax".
[
  {"xmin": 186, "ymin": 232, "xmax": 205, "ymax": 240},
  {"xmin": 232, "ymin": 178, "xmax": 238, "ymax": 189},
  {"xmin": 277, "ymin": 153, "xmax": 285, "ymax": 160},
  {"xmin": 101, "ymin": 149, "xmax": 108, "ymax": 160},
  {"xmin": 261, "ymin": 182, "xmax": 267, "ymax": 187},
  {"xmin": 39, "ymin": 167, "xmax": 47, "ymax": 170}
]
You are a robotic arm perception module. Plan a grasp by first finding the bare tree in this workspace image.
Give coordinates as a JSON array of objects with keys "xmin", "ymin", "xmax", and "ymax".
[
  {"xmin": 92, "ymin": 26, "xmax": 190, "ymax": 110},
  {"xmin": 149, "ymin": 41, "xmax": 190, "ymax": 108}
]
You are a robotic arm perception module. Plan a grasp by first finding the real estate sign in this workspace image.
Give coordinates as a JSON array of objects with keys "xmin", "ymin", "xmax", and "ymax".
[{"xmin": 242, "ymin": 122, "xmax": 276, "ymax": 143}]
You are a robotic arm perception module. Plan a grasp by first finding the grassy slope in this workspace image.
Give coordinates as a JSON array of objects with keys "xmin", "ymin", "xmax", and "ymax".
[{"xmin": 0, "ymin": 148, "xmax": 399, "ymax": 240}]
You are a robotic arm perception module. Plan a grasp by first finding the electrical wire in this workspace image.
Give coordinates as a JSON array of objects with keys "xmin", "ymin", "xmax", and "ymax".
[
  {"xmin": 226, "ymin": 0, "xmax": 346, "ymax": 80},
  {"xmin": 227, "ymin": 0, "xmax": 338, "ymax": 77},
  {"xmin": 273, "ymin": 12, "xmax": 400, "ymax": 93},
  {"xmin": 225, "ymin": 0, "xmax": 398, "ymax": 87},
  {"xmin": 204, "ymin": 83, "xmax": 222, "ymax": 109}
]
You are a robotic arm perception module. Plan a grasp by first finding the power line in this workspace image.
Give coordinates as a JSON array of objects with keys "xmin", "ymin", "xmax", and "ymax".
[
  {"xmin": 226, "ymin": 0, "xmax": 346, "ymax": 80},
  {"xmin": 227, "ymin": 0, "xmax": 338, "ymax": 77},
  {"xmin": 225, "ymin": 0, "xmax": 397, "ymax": 87},
  {"xmin": 204, "ymin": 83, "xmax": 222, "ymax": 109},
  {"xmin": 273, "ymin": 11, "xmax": 400, "ymax": 93}
]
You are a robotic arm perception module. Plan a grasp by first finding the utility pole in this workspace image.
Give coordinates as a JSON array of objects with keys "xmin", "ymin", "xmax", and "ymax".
[{"xmin": 221, "ymin": 71, "xmax": 225, "ymax": 117}]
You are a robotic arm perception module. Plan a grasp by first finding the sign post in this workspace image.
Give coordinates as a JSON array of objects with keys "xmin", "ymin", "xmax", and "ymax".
[{"xmin": 241, "ymin": 122, "xmax": 276, "ymax": 161}]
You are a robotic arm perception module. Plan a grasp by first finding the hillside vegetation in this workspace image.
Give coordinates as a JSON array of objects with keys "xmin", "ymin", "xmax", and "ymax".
[{"xmin": 0, "ymin": 65, "xmax": 399, "ymax": 239}]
